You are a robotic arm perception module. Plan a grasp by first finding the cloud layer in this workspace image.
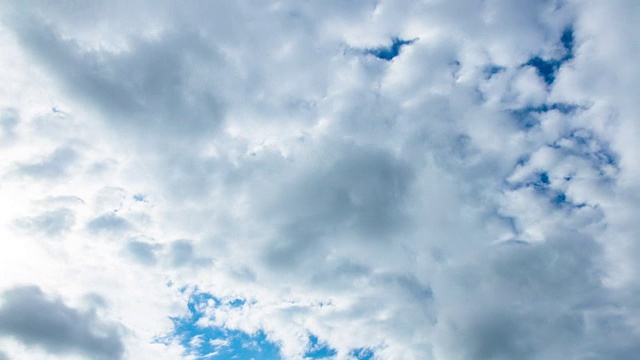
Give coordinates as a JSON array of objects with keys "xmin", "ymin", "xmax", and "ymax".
[{"xmin": 1, "ymin": 0, "xmax": 639, "ymax": 359}]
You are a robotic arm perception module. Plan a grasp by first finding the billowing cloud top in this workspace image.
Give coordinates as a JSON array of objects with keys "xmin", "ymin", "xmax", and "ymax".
[{"xmin": 1, "ymin": 1, "xmax": 639, "ymax": 359}]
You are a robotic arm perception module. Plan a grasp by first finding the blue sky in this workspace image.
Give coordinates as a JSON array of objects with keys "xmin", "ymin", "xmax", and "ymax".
[
  {"xmin": 163, "ymin": 291, "xmax": 375, "ymax": 360},
  {"xmin": 165, "ymin": 292, "xmax": 282, "ymax": 360},
  {"xmin": 1, "ymin": 1, "xmax": 640, "ymax": 359}
]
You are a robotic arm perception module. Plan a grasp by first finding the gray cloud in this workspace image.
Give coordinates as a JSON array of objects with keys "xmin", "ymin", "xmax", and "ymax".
[
  {"xmin": 124, "ymin": 239, "xmax": 160, "ymax": 266},
  {"xmin": 254, "ymin": 143, "xmax": 414, "ymax": 273},
  {"xmin": 6, "ymin": 11, "xmax": 225, "ymax": 146},
  {"xmin": 87, "ymin": 212, "xmax": 131, "ymax": 234},
  {"xmin": 0, "ymin": 107, "xmax": 18, "ymax": 142},
  {"xmin": 15, "ymin": 147, "xmax": 78, "ymax": 179},
  {"xmin": 0, "ymin": 286, "xmax": 124, "ymax": 360},
  {"xmin": 431, "ymin": 233, "xmax": 640, "ymax": 360},
  {"xmin": 16, "ymin": 208, "xmax": 75, "ymax": 238},
  {"xmin": 166, "ymin": 239, "xmax": 212, "ymax": 268},
  {"xmin": 1, "ymin": 1, "xmax": 640, "ymax": 359}
]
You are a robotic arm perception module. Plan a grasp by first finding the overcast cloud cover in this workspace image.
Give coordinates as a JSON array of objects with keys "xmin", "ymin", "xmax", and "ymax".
[{"xmin": 0, "ymin": 0, "xmax": 639, "ymax": 359}]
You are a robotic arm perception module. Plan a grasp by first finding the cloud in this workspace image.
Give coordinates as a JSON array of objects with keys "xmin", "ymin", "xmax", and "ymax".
[
  {"xmin": 87, "ymin": 212, "xmax": 132, "ymax": 234},
  {"xmin": 0, "ymin": 285, "xmax": 124, "ymax": 359},
  {"xmin": 1, "ymin": 1, "xmax": 639, "ymax": 359},
  {"xmin": 166, "ymin": 239, "xmax": 212, "ymax": 268},
  {"xmin": 14, "ymin": 146, "xmax": 78, "ymax": 179},
  {"xmin": 15, "ymin": 208, "xmax": 75, "ymax": 238}
]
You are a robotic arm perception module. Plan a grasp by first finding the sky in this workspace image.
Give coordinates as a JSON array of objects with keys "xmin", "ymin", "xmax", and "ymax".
[{"xmin": 0, "ymin": 0, "xmax": 639, "ymax": 359}]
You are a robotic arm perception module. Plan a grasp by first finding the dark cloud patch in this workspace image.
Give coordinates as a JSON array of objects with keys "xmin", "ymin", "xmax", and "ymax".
[
  {"xmin": 372, "ymin": 273, "xmax": 433, "ymax": 301},
  {"xmin": 461, "ymin": 309, "xmax": 540, "ymax": 360},
  {"xmin": 87, "ymin": 212, "xmax": 131, "ymax": 234},
  {"xmin": 491, "ymin": 234, "xmax": 603, "ymax": 311},
  {"xmin": 260, "ymin": 145, "xmax": 414, "ymax": 270},
  {"xmin": 15, "ymin": 147, "xmax": 78, "ymax": 179},
  {"xmin": 439, "ymin": 234, "xmax": 627, "ymax": 359},
  {"xmin": 124, "ymin": 240, "xmax": 161, "ymax": 266},
  {"xmin": 166, "ymin": 239, "xmax": 212, "ymax": 268},
  {"xmin": 16, "ymin": 208, "xmax": 75, "ymax": 237},
  {"xmin": 0, "ymin": 286, "xmax": 124, "ymax": 360},
  {"xmin": 560, "ymin": 26, "xmax": 575, "ymax": 61},
  {"xmin": 324, "ymin": 148, "xmax": 414, "ymax": 237},
  {"xmin": 8, "ymin": 16, "xmax": 225, "ymax": 144},
  {"xmin": 310, "ymin": 258, "xmax": 371, "ymax": 285},
  {"xmin": 271, "ymin": 146, "xmax": 413, "ymax": 238}
]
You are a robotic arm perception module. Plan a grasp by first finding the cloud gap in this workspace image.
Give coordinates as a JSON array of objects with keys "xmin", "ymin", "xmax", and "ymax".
[
  {"xmin": 366, "ymin": 37, "xmax": 416, "ymax": 61},
  {"xmin": 523, "ymin": 26, "xmax": 575, "ymax": 85},
  {"xmin": 161, "ymin": 291, "xmax": 281, "ymax": 360}
]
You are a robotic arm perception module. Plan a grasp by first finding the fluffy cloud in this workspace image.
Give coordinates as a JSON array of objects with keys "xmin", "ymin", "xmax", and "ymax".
[
  {"xmin": 0, "ymin": 0, "xmax": 639, "ymax": 359},
  {"xmin": 0, "ymin": 286, "xmax": 124, "ymax": 359}
]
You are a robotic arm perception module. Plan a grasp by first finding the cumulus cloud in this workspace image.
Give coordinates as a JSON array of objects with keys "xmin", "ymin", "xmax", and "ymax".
[
  {"xmin": 124, "ymin": 239, "xmax": 161, "ymax": 266},
  {"xmin": 0, "ymin": 286, "xmax": 124, "ymax": 360},
  {"xmin": 0, "ymin": 108, "xmax": 18, "ymax": 143},
  {"xmin": 14, "ymin": 146, "xmax": 78, "ymax": 179},
  {"xmin": 15, "ymin": 207, "xmax": 75, "ymax": 238},
  {"xmin": 87, "ymin": 212, "xmax": 132, "ymax": 234},
  {"xmin": 0, "ymin": 0, "xmax": 639, "ymax": 359}
]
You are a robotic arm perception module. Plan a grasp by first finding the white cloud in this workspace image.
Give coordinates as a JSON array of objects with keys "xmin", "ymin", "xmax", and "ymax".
[{"xmin": 1, "ymin": 0, "xmax": 639, "ymax": 359}]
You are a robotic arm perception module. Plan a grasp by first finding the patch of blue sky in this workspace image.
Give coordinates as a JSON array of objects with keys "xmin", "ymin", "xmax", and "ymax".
[
  {"xmin": 509, "ymin": 102, "xmax": 578, "ymax": 130},
  {"xmin": 525, "ymin": 56, "xmax": 560, "ymax": 85},
  {"xmin": 349, "ymin": 348, "xmax": 374, "ymax": 360},
  {"xmin": 483, "ymin": 64, "xmax": 506, "ymax": 79},
  {"xmin": 304, "ymin": 334, "xmax": 336, "ymax": 359},
  {"xmin": 366, "ymin": 37, "xmax": 416, "ymax": 61},
  {"xmin": 524, "ymin": 26, "xmax": 575, "ymax": 85},
  {"xmin": 509, "ymin": 171, "xmax": 590, "ymax": 209},
  {"xmin": 552, "ymin": 191, "xmax": 589, "ymax": 209},
  {"xmin": 550, "ymin": 130, "xmax": 619, "ymax": 170},
  {"xmin": 560, "ymin": 26, "xmax": 575, "ymax": 60},
  {"xmin": 503, "ymin": 170, "xmax": 550, "ymax": 193},
  {"xmin": 228, "ymin": 298, "xmax": 246, "ymax": 308},
  {"xmin": 133, "ymin": 193, "xmax": 147, "ymax": 202},
  {"xmin": 538, "ymin": 172, "xmax": 550, "ymax": 186},
  {"xmin": 163, "ymin": 291, "xmax": 281, "ymax": 360},
  {"xmin": 554, "ymin": 192, "xmax": 567, "ymax": 205}
]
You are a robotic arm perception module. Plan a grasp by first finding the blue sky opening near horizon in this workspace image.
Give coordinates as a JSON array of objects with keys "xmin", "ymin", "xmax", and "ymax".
[
  {"xmin": 165, "ymin": 292, "xmax": 282, "ymax": 360},
  {"xmin": 164, "ymin": 291, "xmax": 376, "ymax": 360}
]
